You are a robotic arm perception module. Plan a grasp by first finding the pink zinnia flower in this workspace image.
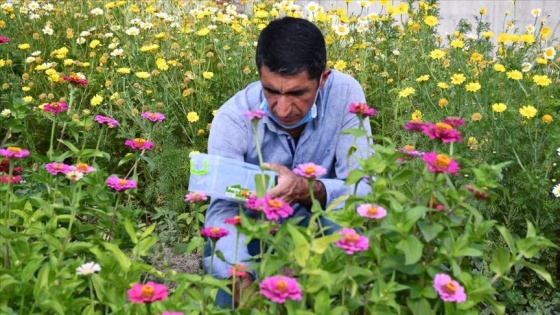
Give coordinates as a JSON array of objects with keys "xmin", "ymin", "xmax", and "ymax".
[
  {"xmin": 404, "ymin": 121, "xmax": 426, "ymax": 132},
  {"xmin": 200, "ymin": 227, "xmax": 229, "ymax": 240},
  {"xmin": 0, "ymin": 147, "xmax": 30, "ymax": 159},
  {"xmin": 396, "ymin": 146, "xmax": 423, "ymax": 162},
  {"xmin": 224, "ymin": 215, "xmax": 242, "ymax": 225},
  {"xmin": 71, "ymin": 162, "xmax": 96, "ymax": 174},
  {"xmin": 259, "ymin": 275, "xmax": 302, "ymax": 304},
  {"xmin": 61, "ymin": 74, "xmax": 88, "ymax": 87},
  {"xmin": 184, "ymin": 191, "xmax": 208, "ymax": 203},
  {"xmin": 243, "ymin": 109, "xmax": 267, "ymax": 121},
  {"xmin": 335, "ymin": 228, "xmax": 369, "ymax": 254},
  {"xmin": 433, "ymin": 273, "xmax": 467, "ymax": 303},
  {"xmin": 441, "ymin": 117, "xmax": 465, "ymax": 127},
  {"xmin": 127, "ymin": 282, "xmax": 168, "ymax": 304},
  {"xmin": 141, "ymin": 111, "xmax": 166, "ymax": 122},
  {"xmin": 161, "ymin": 312, "xmax": 184, "ymax": 315},
  {"xmin": 422, "ymin": 152, "xmax": 460, "ymax": 175},
  {"xmin": 262, "ymin": 195, "xmax": 293, "ymax": 221},
  {"xmin": 245, "ymin": 197, "xmax": 264, "ymax": 211},
  {"xmin": 0, "ymin": 36, "xmax": 9, "ymax": 43},
  {"xmin": 227, "ymin": 263, "xmax": 248, "ymax": 277},
  {"xmin": 0, "ymin": 174, "xmax": 22, "ymax": 185},
  {"xmin": 106, "ymin": 176, "xmax": 137, "ymax": 191},
  {"xmin": 465, "ymin": 184, "xmax": 490, "ymax": 200},
  {"xmin": 293, "ymin": 162, "xmax": 327, "ymax": 179},
  {"xmin": 357, "ymin": 204, "xmax": 387, "ymax": 219},
  {"xmin": 94, "ymin": 115, "xmax": 119, "ymax": 128},
  {"xmin": 45, "ymin": 162, "xmax": 72, "ymax": 175},
  {"xmin": 43, "ymin": 101, "xmax": 69, "ymax": 115},
  {"xmin": 124, "ymin": 138, "xmax": 154, "ymax": 150},
  {"xmin": 422, "ymin": 122, "xmax": 462, "ymax": 143},
  {"xmin": 348, "ymin": 102, "xmax": 377, "ymax": 117},
  {"xmin": 427, "ymin": 197, "xmax": 445, "ymax": 211}
]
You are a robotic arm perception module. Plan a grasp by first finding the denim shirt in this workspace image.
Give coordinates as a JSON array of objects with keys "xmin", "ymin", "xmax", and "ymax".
[{"xmin": 204, "ymin": 70, "xmax": 373, "ymax": 279}]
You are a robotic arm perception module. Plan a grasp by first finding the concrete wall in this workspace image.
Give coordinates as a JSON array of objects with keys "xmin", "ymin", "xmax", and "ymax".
[{"xmin": 304, "ymin": 0, "xmax": 560, "ymax": 41}]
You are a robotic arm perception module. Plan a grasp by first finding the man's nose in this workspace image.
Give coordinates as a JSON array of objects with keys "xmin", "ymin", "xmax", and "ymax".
[{"xmin": 275, "ymin": 95, "xmax": 291, "ymax": 117}]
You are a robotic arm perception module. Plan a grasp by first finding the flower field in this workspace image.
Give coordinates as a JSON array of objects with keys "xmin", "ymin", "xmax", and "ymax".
[{"xmin": 1, "ymin": 0, "xmax": 559, "ymax": 314}]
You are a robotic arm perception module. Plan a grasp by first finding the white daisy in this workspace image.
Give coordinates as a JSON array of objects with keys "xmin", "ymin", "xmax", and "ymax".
[
  {"xmin": 552, "ymin": 184, "xmax": 560, "ymax": 198},
  {"xmin": 76, "ymin": 262, "xmax": 101, "ymax": 276}
]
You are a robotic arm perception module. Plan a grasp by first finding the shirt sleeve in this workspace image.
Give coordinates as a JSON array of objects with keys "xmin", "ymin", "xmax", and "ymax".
[{"xmin": 321, "ymin": 80, "xmax": 373, "ymax": 207}]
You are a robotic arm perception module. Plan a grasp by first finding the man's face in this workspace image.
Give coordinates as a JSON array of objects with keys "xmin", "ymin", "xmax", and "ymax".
[{"xmin": 260, "ymin": 65, "xmax": 329, "ymax": 127}]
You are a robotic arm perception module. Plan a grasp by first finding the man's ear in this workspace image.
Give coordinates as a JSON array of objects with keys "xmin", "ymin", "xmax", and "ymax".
[{"xmin": 319, "ymin": 70, "xmax": 331, "ymax": 88}]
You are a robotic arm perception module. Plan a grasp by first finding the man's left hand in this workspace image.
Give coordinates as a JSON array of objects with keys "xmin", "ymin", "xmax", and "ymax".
[{"xmin": 265, "ymin": 162, "xmax": 309, "ymax": 204}]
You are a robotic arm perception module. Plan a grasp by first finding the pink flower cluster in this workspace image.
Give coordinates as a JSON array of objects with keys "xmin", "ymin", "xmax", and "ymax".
[
  {"xmin": 228, "ymin": 263, "xmax": 248, "ymax": 277},
  {"xmin": 259, "ymin": 275, "xmax": 302, "ymax": 304},
  {"xmin": 62, "ymin": 74, "xmax": 88, "ymax": 87},
  {"xmin": 124, "ymin": 138, "xmax": 154, "ymax": 150},
  {"xmin": 141, "ymin": 111, "xmax": 166, "ymax": 122},
  {"xmin": 422, "ymin": 152, "xmax": 460, "ymax": 175},
  {"xmin": 293, "ymin": 162, "xmax": 326, "ymax": 179},
  {"xmin": 106, "ymin": 176, "xmax": 137, "ymax": 191},
  {"xmin": 200, "ymin": 227, "xmax": 229, "ymax": 240},
  {"xmin": 243, "ymin": 109, "xmax": 267, "ymax": 121},
  {"xmin": 357, "ymin": 204, "xmax": 387, "ymax": 219},
  {"xmin": 245, "ymin": 195, "xmax": 294, "ymax": 221},
  {"xmin": 44, "ymin": 101, "xmax": 69, "ymax": 115},
  {"xmin": 0, "ymin": 157, "xmax": 24, "ymax": 185},
  {"xmin": 184, "ymin": 191, "xmax": 208, "ymax": 203},
  {"xmin": 127, "ymin": 282, "xmax": 168, "ymax": 304},
  {"xmin": 0, "ymin": 36, "xmax": 9, "ymax": 43},
  {"xmin": 433, "ymin": 273, "xmax": 467, "ymax": 303},
  {"xmin": 94, "ymin": 115, "xmax": 119, "ymax": 128},
  {"xmin": 0, "ymin": 147, "xmax": 30, "ymax": 159},
  {"xmin": 224, "ymin": 215, "xmax": 241, "ymax": 225},
  {"xmin": 335, "ymin": 228, "xmax": 369, "ymax": 254},
  {"xmin": 348, "ymin": 102, "xmax": 377, "ymax": 117},
  {"xmin": 45, "ymin": 162, "xmax": 96, "ymax": 176},
  {"xmin": 404, "ymin": 117, "xmax": 464, "ymax": 143}
]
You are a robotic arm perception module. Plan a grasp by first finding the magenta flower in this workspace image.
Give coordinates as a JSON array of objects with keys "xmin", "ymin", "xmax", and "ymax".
[
  {"xmin": 94, "ymin": 115, "xmax": 119, "ymax": 128},
  {"xmin": 184, "ymin": 191, "xmax": 208, "ymax": 203},
  {"xmin": 45, "ymin": 162, "xmax": 72, "ymax": 175},
  {"xmin": 441, "ymin": 117, "xmax": 465, "ymax": 127},
  {"xmin": 70, "ymin": 162, "xmax": 96, "ymax": 174},
  {"xmin": 404, "ymin": 121, "xmax": 426, "ymax": 132},
  {"xmin": 224, "ymin": 215, "xmax": 242, "ymax": 225},
  {"xmin": 243, "ymin": 109, "xmax": 267, "ymax": 121},
  {"xmin": 228, "ymin": 263, "xmax": 248, "ymax": 277},
  {"xmin": 200, "ymin": 227, "xmax": 229, "ymax": 240},
  {"xmin": 44, "ymin": 101, "xmax": 69, "ymax": 115},
  {"xmin": 422, "ymin": 122, "xmax": 462, "ymax": 143},
  {"xmin": 396, "ymin": 146, "xmax": 423, "ymax": 162},
  {"xmin": 61, "ymin": 74, "xmax": 88, "ymax": 87},
  {"xmin": 106, "ymin": 176, "xmax": 137, "ymax": 191},
  {"xmin": 259, "ymin": 275, "xmax": 302, "ymax": 304},
  {"xmin": 357, "ymin": 204, "xmax": 387, "ymax": 219},
  {"xmin": 348, "ymin": 102, "xmax": 377, "ymax": 117},
  {"xmin": 335, "ymin": 228, "xmax": 369, "ymax": 254},
  {"xmin": 293, "ymin": 162, "xmax": 327, "ymax": 179},
  {"xmin": 124, "ymin": 138, "xmax": 154, "ymax": 150},
  {"xmin": 0, "ymin": 174, "xmax": 22, "ymax": 185},
  {"xmin": 422, "ymin": 152, "xmax": 460, "ymax": 175},
  {"xmin": 465, "ymin": 185, "xmax": 490, "ymax": 200},
  {"xmin": 262, "ymin": 195, "xmax": 294, "ymax": 221},
  {"xmin": 245, "ymin": 197, "xmax": 264, "ymax": 211},
  {"xmin": 141, "ymin": 111, "xmax": 166, "ymax": 122},
  {"xmin": 0, "ymin": 36, "xmax": 9, "ymax": 43},
  {"xmin": 0, "ymin": 147, "xmax": 30, "ymax": 159},
  {"xmin": 127, "ymin": 282, "xmax": 168, "ymax": 304},
  {"xmin": 433, "ymin": 273, "xmax": 467, "ymax": 303},
  {"xmin": 161, "ymin": 312, "xmax": 184, "ymax": 315}
]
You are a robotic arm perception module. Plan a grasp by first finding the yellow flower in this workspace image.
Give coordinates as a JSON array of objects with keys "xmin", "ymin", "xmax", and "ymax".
[
  {"xmin": 416, "ymin": 75, "xmax": 430, "ymax": 82},
  {"xmin": 18, "ymin": 43, "xmax": 31, "ymax": 50},
  {"xmin": 89, "ymin": 40, "xmax": 101, "ymax": 48},
  {"xmin": 424, "ymin": 15, "xmax": 438, "ymax": 27},
  {"xmin": 334, "ymin": 60, "xmax": 347, "ymax": 71},
  {"xmin": 135, "ymin": 72, "xmax": 150, "ymax": 79},
  {"xmin": 450, "ymin": 39, "xmax": 465, "ymax": 49},
  {"xmin": 541, "ymin": 114, "xmax": 553, "ymax": 124},
  {"xmin": 398, "ymin": 87, "xmax": 416, "ymax": 98},
  {"xmin": 411, "ymin": 110, "xmax": 422, "ymax": 122},
  {"xmin": 540, "ymin": 26, "xmax": 551, "ymax": 37},
  {"xmin": 117, "ymin": 68, "xmax": 131, "ymax": 74},
  {"xmin": 479, "ymin": 8, "xmax": 487, "ymax": 15},
  {"xmin": 438, "ymin": 98, "xmax": 448, "ymax": 108},
  {"xmin": 543, "ymin": 47, "xmax": 556, "ymax": 60},
  {"xmin": 187, "ymin": 111, "xmax": 199, "ymax": 122},
  {"xmin": 492, "ymin": 103, "xmax": 507, "ymax": 113},
  {"xmin": 450, "ymin": 73, "xmax": 466, "ymax": 85},
  {"xmin": 533, "ymin": 75, "xmax": 551, "ymax": 86},
  {"xmin": 23, "ymin": 96, "xmax": 33, "ymax": 103},
  {"xmin": 519, "ymin": 105, "xmax": 537, "ymax": 119},
  {"xmin": 468, "ymin": 137, "xmax": 478, "ymax": 150},
  {"xmin": 493, "ymin": 64, "xmax": 506, "ymax": 72},
  {"xmin": 156, "ymin": 58, "xmax": 169, "ymax": 71},
  {"xmin": 140, "ymin": 44, "xmax": 159, "ymax": 52},
  {"xmin": 437, "ymin": 82, "xmax": 449, "ymax": 89},
  {"xmin": 506, "ymin": 70, "xmax": 522, "ymax": 80},
  {"xmin": 481, "ymin": 31, "xmax": 494, "ymax": 39},
  {"xmin": 465, "ymin": 82, "xmax": 481, "ymax": 92},
  {"xmin": 90, "ymin": 94, "xmax": 103, "ymax": 106},
  {"xmin": 22, "ymin": 86, "xmax": 31, "ymax": 92},
  {"xmin": 202, "ymin": 71, "xmax": 214, "ymax": 80},
  {"xmin": 470, "ymin": 52, "xmax": 483, "ymax": 62},
  {"xmin": 197, "ymin": 28, "xmax": 210, "ymax": 36},
  {"xmin": 471, "ymin": 112, "xmax": 482, "ymax": 121}
]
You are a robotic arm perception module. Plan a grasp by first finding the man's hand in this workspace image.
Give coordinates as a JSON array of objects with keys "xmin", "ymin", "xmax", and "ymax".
[
  {"xmin": 233, "ymin": 273, "xmax": 254, "ymax": 307},
  {"xmin": 265, "ymin": 162, "xmax": 326, "ymax": 207}
]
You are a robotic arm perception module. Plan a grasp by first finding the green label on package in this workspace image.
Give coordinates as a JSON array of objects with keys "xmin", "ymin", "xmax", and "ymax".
[{"xmin": 225, "ymin": 184, "xmax": 252, "ymax": 200}]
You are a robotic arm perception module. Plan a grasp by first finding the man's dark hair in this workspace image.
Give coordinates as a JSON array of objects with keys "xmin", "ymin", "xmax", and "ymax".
[{"xmin": 256, "ymin": 17, "xmax": 326, "ymax": 80}]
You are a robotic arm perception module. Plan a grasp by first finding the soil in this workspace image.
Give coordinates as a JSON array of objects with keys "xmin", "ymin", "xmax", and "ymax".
[{"xmin": 149, "ymin": 247, "xmax": 201, "ymax": 275}]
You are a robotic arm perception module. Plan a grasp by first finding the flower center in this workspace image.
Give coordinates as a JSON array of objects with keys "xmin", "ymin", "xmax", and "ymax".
[
  {"xmin": 345, "ymin": 233, "xmax": 360, "ymax": 244},
  {"xmin": 404, "ymin": 145, "xmax": 415, "ymax": 151},
  {"xmin": 210, "ymin": 227, "xmax": 220, "ymax": 234},
  {"xmin": 140, "ymin": 285, "xmax": 155, "ymax": 298},
  {"xmin": 54, "ymin": 164, "xmax": 63, "ymax": 170},
  {"xmin": 76, "ymin": 163, "xmax": 88, "ymax": 171},
  {"xmin": 304, "ymin": 166, "xmax": 316, "ymax": 175},
  {"xmin": 435, "ymin": 122, "xmax": 452, "ymax": 131},
  {"xmin": 118, "ymin": 179, "xmax": 127, "ymax": 185},
  {"xmin": 7, "ymin": 147, "xmax": 21, "ymax": 153},
  {"xmin": 149, "ymin": 113, "xmax": 157, "ymax": 119},
  {"xmin": 443, "ymin": 281, "xmax": 457, "ymax": 294},
  {"xmin": 435, "ymin": 154, "xmax": 451, "ymax": 169},
  {"xmin": 275, "ymin": 280, "xmax": 288, "ymax": 293},
  {"xmin": 133, "ymin": 138, "xmax": 146, "ymax": 146},
  {"xmin": 268, "ymin": 199, "xmax": 283, "ymax": 208},
  {"xmin": 367, "ymin": 206, "xmax": 378, "ymax": 216}
]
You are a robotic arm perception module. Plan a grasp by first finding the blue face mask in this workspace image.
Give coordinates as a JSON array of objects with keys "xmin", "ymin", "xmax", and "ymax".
[{"xmin": 260, "ymin": 77, "xmax": 322, "ymax": 130}]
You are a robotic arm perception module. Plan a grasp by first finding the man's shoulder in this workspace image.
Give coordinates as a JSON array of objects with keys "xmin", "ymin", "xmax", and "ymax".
[{"xmin": 328, "ymin": 69, "xmax": 361, "ymax": 87}]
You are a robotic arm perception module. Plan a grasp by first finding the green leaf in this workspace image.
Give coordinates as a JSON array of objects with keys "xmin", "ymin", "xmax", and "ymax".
[
  {"xmin": 396, "ymin": 235, "xmax": 423, "ymax": 265},
  {"xmin": 43, "ymin": 234, "xmax": 63, "ymax": 251},
  {"xmin": 489, "ymin": 248, "xmax": 511, "ymax": 277},
  {"xmin": 525, "ymin": 220, "xmax": 536, "ymax": 238},
  {"xmin": 518, "ymin": 260, "xmax": 555, "ymax": 287},
  {"xmin": 406, "ymin": 298, "xmax": 434, "ymax": 315},
  {"xmin": 391, "ymin": 169, "xmax": 413, "ymax": 186},
  {"xmin": 287, "ymin": 224, "xmax": 310, "ymax": 267},
  {"xmin": 123, "ymin": 219, "xmax": 138, "ymax": 244},
  {"xmin": 141, "ymin": 223, "xmax": 156, "ymax": 239},
  {"xmin": 57, "ymin": 139, "xmax": 80, "ymax": 153},
  {"xmin": 417, "ymin": 221, "xmax": 443, "ymax": 242},
  {"xmin": 496, "ymin": 225, "xmax": 517, "ymax": 256},
  {"xmin": 77, "ymin": 149, "xmax": 110, "ymax": 160},
  {"xmin": 311, "ymin": 233, "xmax": 341, "ymax": 254},
  {"xmin": 118, "ymin": 153, "xmax": 137, "ymax": 167},
  {"xmin": 346, "ymin": 169, "xmax": 366, "ymax": 185},
  {"xmin": 102, "ymin": 242, "xmax": 131, "ymax": 271}
]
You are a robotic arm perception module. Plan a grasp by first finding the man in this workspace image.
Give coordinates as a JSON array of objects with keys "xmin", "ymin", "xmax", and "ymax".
[{"xmin": 204, "ymin": 16, "xmax": 372, "ymax": 307}]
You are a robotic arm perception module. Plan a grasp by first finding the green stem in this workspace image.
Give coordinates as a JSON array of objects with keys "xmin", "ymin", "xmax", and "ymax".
[
  {"xmin": 109, "ymin": 193, "xmax": 122, "ymax": 241},
  {"xmin": 89, "ymin": 277, "xmax": 95, "ymax": 312},
  {"xmin": 48, "ymin": 117, "xmax": 57, "ymax": 160}
]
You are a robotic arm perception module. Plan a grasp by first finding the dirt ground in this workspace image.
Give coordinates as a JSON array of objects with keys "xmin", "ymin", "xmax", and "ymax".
[{"xmin": 149, "ymin": 247, "xmax": 201, "ymax": 275}]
